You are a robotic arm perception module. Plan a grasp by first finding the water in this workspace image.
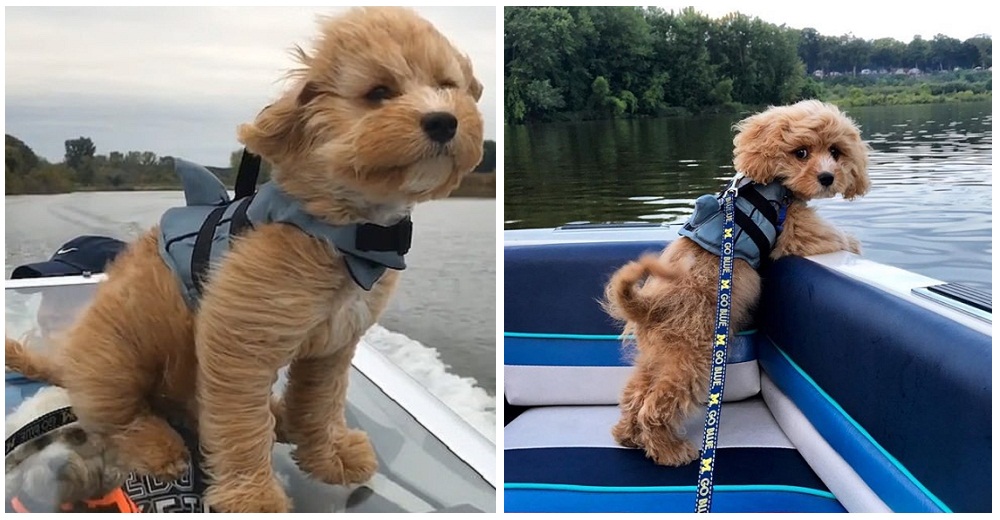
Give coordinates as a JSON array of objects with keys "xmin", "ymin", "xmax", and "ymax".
[
  {"xmin": 4, "ymin": 194, "xmax": 496, "ymax": 435},
  {"xmin": 505, "ymin": 102, "xmax": 992, "ymax": 293}
]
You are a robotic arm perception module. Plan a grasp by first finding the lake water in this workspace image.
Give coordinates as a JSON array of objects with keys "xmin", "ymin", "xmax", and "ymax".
[
  {"xmin": 505, "ymin": 101, "xmax": 992, "ymax": 293},
  {"xmin": 4, "ymin": 194, "xmax": 497, "ymax": 397}
]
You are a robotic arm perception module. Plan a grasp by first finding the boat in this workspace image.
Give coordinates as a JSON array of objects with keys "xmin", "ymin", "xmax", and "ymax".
[
  {"xmin": 5, "ymin": 273, "xmax": 495, "ymax": 513},
  {"xmin": 503, "ymin": 223, "xmax": 990, "ymax": 513}
]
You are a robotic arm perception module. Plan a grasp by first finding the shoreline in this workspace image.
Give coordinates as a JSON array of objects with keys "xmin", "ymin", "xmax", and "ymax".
[
  {"xmin": 8, "ymin": 172, "xmax": 497, "ymax": 198},
  {"xmin": 506, "ymin": 94, "xmax": 991, "ymax": 125}
]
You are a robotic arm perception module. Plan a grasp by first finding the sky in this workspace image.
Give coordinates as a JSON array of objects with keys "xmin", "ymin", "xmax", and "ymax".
[
  {"xmin": 3, "ymin": 5, "xmax": 991, "ymax": 166},
  {"xmin": 650, "ymin": 1, "xmax": 993, "ymax": 42},
  {"xmin": 4, "ymin": 6, "xmax": 497, "ymax": 166}
]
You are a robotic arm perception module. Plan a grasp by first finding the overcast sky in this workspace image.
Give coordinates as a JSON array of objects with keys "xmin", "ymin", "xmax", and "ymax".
[
  {"xmin": 5, "ymin": 7, "xmax": 497, "ymax": 166},
  {"xmin": 652, "ymin": 1, "xmax": 993, "ymax": 42}
]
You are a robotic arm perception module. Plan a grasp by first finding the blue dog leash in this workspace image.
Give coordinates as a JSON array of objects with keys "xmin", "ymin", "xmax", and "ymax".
[{"xmin": 694, "ymin": 175, "xmax": 740, "ymax": 513}]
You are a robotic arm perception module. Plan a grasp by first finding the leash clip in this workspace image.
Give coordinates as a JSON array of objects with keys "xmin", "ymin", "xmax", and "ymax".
[{"xmin": 726, "ymin": 172, "xmax": 745, "ymax": 195}]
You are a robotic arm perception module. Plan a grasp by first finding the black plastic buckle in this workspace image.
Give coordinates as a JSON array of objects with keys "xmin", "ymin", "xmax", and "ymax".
[{"xmin": 356, "ymin": 217, "xmax": 412, "ymax": 255}]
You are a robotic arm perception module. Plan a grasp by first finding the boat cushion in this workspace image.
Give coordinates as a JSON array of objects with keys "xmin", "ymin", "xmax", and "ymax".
[
  {"xmin": 504, "ymin": 398, "xmax": 844, "ymax": 512},
  {"xmin": 504, "ymin": 239, "xmax": 760, "ymax": 406},
  {"xmin": 506, "ymin": 240, "xmax": 668, "ymax": 335},
  {"xmin": 757, "ymin": 256, "xmax": 991, "ymax": 513},
  {"xmin": 505, "ymin": 333, "xmax": 760, "ymax": 406}
]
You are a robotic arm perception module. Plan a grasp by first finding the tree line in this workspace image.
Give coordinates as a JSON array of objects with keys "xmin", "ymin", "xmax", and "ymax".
[
  {"xmin": 6, "ymin": 135, "xmax": 496, "ymax": 195},
  {"xmin": 504, "ymin": 6, "xmax": 992, "ymax": 123}
]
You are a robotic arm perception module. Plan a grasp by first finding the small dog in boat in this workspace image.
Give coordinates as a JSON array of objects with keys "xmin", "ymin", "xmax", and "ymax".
[
  {"xmin": 603, "ymin": 100, "xmax": 870, "ymax": 466},
  {"xmin": 4, "ymin": 383, "xmax": 130, "ymax": 512},
  {"xmin": 5, "ymin": 7, "xmax": 483, "ymax": 512}
]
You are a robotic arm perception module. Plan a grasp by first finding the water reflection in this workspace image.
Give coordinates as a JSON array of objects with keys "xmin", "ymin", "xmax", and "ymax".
[{"xmin": 505, "ymin": 102, "xmax": 992, "ymax": 291}]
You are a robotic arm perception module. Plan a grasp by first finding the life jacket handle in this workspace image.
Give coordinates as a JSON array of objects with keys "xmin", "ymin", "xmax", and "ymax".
[{"xmin": 234, "ymin": 148, "xmax": 261, "ymax": 200}]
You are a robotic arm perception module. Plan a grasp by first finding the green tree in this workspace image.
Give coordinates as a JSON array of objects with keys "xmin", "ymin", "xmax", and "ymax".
[
  {"xmin": 871, "ymin": 38, "xmax": 906, "ymax": 70},
  {"xmin": 64, "ymin": 137, "xmax": 95, "ymax": 170},
  {"xmin": 798, "ymin": 28, "xmax": 823, "ymax": 72},
  {"xmin": 65, "ymin": 136, "xmax": 96, "ymax": 184},
  {"xmin": 841, "ymin": 36, "xmax": 871, "ymax": 75},
  {"xmin": 504, "ymin": 7, "xmax": 580, "ymax": 122},
  {"xmin": 650, "ymin": 7, "xmax": 719, "ymax": 111},
  {"xmin": 6, "ymin": 134, "xmax": 39, "ymax": 177},
  {"xmin": 502, "ymin": 6, "xmax": 992, "ymax": 122},
  {"xmin": 709, "ymin": 13, "xmax": 804, "ymax": 104},
  {"xmin": 963, "ymin": 35, "xmax": 992, "ymax": 68},
  {"xmin": 906, "ymin": 35, "xmax": 930, "ymax": 69}
]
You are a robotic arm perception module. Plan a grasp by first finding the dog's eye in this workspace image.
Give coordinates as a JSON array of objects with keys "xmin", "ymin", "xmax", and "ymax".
[
  {"xmin": 365, "ymin": 86, "xmax": 397, "ymax": 103},
  {"xmin": 830, "ymin": 147, "xmax": 842, "ymax": 160},
  {"xmin": 793, "ymin": 148, "xmax": 809, "ymax": 160},
  {"xmin": 438, "ymin": 80, "xmax": 458, "ymax": 90}
]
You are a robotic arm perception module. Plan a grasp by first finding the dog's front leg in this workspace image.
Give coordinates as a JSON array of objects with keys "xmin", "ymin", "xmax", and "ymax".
[
  {"xmin": 774, "ymin": 203, "xmax": 862, "ymax": 257},
  {"xmin": 195, "ymin": 318, "xmax": 297, "ymax": 513},
  {"xmin": 284, "ymin": 344, "xmax": 378, "ymax": 486},
  {"xmin": 194, "ymin": 228, "xmax": 340, "ymax": 513}
]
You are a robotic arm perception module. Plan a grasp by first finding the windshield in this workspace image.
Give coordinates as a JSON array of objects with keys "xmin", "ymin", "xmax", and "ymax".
[{"xmin": 5, "ymin": 280, "xmax": 494, "ymax": 513}]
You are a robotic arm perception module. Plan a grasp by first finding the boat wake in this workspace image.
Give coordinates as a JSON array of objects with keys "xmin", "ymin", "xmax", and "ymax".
[{"xmin": 362, "ymin": 324, "xmax": 496, "ymax": 442}]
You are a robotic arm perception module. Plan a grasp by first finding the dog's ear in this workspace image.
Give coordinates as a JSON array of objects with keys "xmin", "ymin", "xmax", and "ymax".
[
  {"xmin": 459, "ymin": 53, "xmax": 483, "ymax": 102},
  {"xmin": 842, "ymin": 139, "xmax": 872, "ymax": 200},
  {"xmin": 237, "ymin": 84, "xmax": 310, "ymax": 166},
  {"xmin": 732, "ymin": 110, "xmax": 783, "ymax": 185}
]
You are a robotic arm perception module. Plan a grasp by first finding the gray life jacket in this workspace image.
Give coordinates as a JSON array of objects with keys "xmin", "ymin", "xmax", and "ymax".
[
  {"xmin": 678, "ymin": 177, "xmax": 790, "ymax": 269},
  {"xmin": 158, "ymin": 159, "xmax": 411, "ymax": 309}
]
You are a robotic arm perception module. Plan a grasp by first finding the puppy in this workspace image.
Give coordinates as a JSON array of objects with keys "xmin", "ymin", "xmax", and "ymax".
[
  {"xmin": 5, "ymin": 7, "xmax": 484, "ymax": 512},
  {"xmin": 603, "ymin": 100, "xmax": 869, "ymax": 466},
  {"xmin": 5, "ymin": 385, "xmax": 127, "ymax": 511}
]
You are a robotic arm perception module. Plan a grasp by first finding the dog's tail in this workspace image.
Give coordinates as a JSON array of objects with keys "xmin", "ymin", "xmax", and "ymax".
[
  {"xmin": 5, "ymin": 337, "xmax": 63, "ymax": 386},
  {"xmin": 601, "ymin": 253, "xmax": 677, "ymax": 324}
]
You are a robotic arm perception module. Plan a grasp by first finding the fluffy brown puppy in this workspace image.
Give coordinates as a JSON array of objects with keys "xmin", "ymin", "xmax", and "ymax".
[
  {"xmin": 603, "ymin": 100, "xmax": 869, "ymax": 466},
  {"xmin": 5, "ymin": 7, "xmax": 484, "ymax": 513}
]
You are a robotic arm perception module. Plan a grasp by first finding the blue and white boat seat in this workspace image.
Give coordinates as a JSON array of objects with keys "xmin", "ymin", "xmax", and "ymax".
[
  {"xmin": 504, "ymin": 237, "xmax": 989, "ymax": 513},
  {"xmin": 505, "ymin": 332, "xmax": 760, "ymax": 406}
]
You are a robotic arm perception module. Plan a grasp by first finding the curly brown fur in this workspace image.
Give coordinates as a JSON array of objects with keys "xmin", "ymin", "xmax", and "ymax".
[
  {"xmin": 6, "ymin": 337, "xmax": 64, "ymax": 386},
  {"xmin": 4, "ymin": 7, "xmax": 483, "ymax": 513},
  {"xmin": 604, "ymin": 100, "xmax": 870, "ymax": 466}
]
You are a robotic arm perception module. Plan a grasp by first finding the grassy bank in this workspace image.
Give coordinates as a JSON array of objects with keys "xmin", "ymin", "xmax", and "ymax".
[{"xmin": 817, "ymin": 70, "xmax": 992, "ymax": 108}]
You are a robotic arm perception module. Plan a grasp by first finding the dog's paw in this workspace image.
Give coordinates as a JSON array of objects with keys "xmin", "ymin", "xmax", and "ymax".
[
  {"xmin": 149, "ymin": 453, "xmax": 190, "ymax": 483},
  {"xmin": 843, "ymin": 234, "xmax": 862, "ymax": 254},
  {"xmin": 644, "ymin": 437, "xmax": 699, "ymax": 467},
  {"xmin": 293, "ymin": 429, "xmax": 378, "ymax": 486},
  {"xmin": 112, "ymin": 415, "xmax": 190, "ymax": 482},
  {"xmin": 205, "ymin": 476, "xmax": 291, "ymax": 513},
  {"xmin": 128, "ymin": 437, "xmax": 189, "ymax": 482},
  {"xmin": 611, "ymin": 418, "xmax": 640, "ymax": 448}
]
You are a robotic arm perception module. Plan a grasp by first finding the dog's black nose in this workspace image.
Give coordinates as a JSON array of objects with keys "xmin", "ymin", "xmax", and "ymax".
[
  {"xmin": 421, "ymin": 112, "xmax": 458, "ymax": 143},
  {"xmin": 818, "ymin": 172, "xmax": 835, "ymax": 187}
]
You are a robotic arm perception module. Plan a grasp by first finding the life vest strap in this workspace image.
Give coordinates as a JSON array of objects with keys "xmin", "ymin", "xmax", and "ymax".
[
  {"xmin": 228, "ymin": 195, "xmax": 256, "ymax": 240},
  {"xmin": 356, "ymin": 217, "xmax": 413, "ymax": 255},
  {"xmin": 733, "ymin": 207, "xmax": 772, "ymax": 264},
  {"xmin": 190, "ymin": 205, "xmax": 228, "ymax": 294},
  {"xmin": 234, "ymin": 149, "xmax": 261, "ymax": 200},
  {"xmin": 736, "ymin": 183, "xmax": 780, "ymax": 229}
]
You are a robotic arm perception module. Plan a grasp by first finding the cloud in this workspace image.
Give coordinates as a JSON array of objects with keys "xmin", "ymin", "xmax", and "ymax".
[{"xmin": 4, "ymin": 6, "xmax": 497, "ymax": 166}]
